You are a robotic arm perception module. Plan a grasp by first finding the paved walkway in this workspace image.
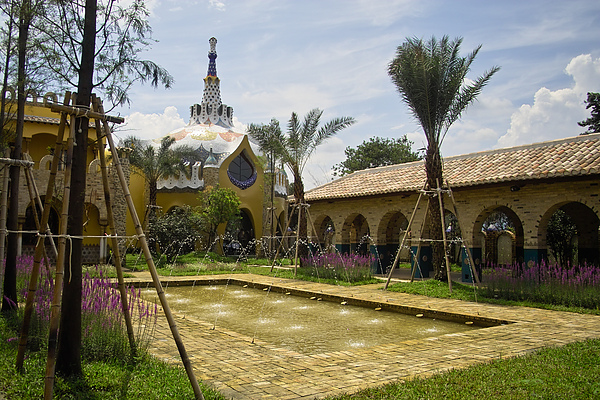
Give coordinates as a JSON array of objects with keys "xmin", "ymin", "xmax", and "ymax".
[{"xmin": 124, "ymin": 272, "xmax": 600, "ymax": 399}]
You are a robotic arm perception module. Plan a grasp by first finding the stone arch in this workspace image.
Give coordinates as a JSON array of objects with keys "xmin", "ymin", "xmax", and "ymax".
[
  {"xmin": 539, "ymin": 201, "xmax": 599, "ymax": 266},
  {"xmin": 88, "ymin": 158, "xmax": 101, "ymax": 174},
  {"xmin": 341, "ymin": 213, "xmax": 370, "ymax": 255},
  {"xmin": 313, "ymin": 214, "xmax": 335, "ymax": 253},
  {"xmin": 39, "ymin": 154, "xmax": 53, "ymax": 170},
  {"xmin": 473, "ymin": 205, "xmax": 524, "ymax": 266},
  {"xmin": 376, "ymin": 210, "xmax": 409, "ymax": 272}
]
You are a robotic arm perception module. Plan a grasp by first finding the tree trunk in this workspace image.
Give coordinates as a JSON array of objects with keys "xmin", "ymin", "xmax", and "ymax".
[
  {"xmin": 1, "ymin": 0, "xmax": 30, "ymax": 313},
  {"xmin": 425, "ymin": 144, "xmax": 446, "ymax": 281},
  {"xmin": 56, "ymin": 0, "xmax": 96, "ymax": 378}
]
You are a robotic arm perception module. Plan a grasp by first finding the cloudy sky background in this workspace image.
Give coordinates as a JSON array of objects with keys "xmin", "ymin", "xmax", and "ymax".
[{"xmin": 113, "ymin": 0, "xmax": 600, "ymax": 189}]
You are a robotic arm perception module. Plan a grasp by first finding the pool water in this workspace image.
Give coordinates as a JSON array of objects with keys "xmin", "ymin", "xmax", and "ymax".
[{"xmin": 143, "ymin": 284, "xmax": 476, "ymax": 355}]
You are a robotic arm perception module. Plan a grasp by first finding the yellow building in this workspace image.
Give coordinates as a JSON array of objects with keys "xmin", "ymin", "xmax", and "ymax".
[{"xmin": 6, "ymin": 37, "xmax": 287, "ymax": 262}]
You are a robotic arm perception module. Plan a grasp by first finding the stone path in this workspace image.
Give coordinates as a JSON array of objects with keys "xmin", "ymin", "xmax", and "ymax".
[{"xmin": 124, "ymin": 272, "xmax": 600, "ymax": 399}]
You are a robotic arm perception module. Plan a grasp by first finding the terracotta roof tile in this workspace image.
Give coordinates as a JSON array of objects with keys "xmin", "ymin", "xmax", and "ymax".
[{"xmin": 305, "ymin": 133, "xmax": 600, "ymax": 201}]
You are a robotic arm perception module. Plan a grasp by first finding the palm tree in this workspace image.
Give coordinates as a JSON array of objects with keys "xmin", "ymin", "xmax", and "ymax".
[
  {"xmin": 121, "ymin": 135, "xmax": 198, "ymax": 218},
  {"xmin": 248, "ymin": 109, "xmax": 355, "ymax": 261},
  {"xmin": 388, "ymin": 35, "xmax": 499, "ymax": 280}
]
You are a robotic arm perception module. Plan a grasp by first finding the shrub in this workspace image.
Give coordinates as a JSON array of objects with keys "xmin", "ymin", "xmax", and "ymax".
[
  {"xmin": 299, "ymin": 252, "xmax": 373, "ymax": 283},
  {"xmin": 148, "ymin": 206, "xmax": 203, "ymax": 262},
  {"xmin": 483, "ymin": 260, "xmax": 600, "ymax": 309}
]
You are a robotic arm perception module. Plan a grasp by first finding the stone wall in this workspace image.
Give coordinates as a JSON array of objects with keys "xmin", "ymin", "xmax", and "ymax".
[{"xmin": 307, "ymin": 177, "xmax": 600, "ymax": 274}]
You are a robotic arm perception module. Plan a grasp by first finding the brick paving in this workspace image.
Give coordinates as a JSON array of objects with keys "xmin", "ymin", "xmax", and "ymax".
[{"xmin": 125, "ymin": 272, "xmax": 600, "ymax": 399}]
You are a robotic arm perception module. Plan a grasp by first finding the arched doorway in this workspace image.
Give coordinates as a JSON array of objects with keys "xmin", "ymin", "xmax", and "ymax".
[
  {"xmin": 22, "ymin": 200, "xmax": 60, "ymax": 258},
  {"xmin": 225, "ymin": 209, "xmax": 255, "ymax": 256},
  {"xmin": 474, "ymin": 206, "xmax": 524, "ymax": 266},
  {"xmin": 542, "ymin": 202, "xmax": 599, "ymax": 266},
  {"xmin": 377, "ymin": 211, "xmax": 409, "ymax": 274},
  {"xmin": 341, "ymin": 214, "xmax": 370, "ymax": 256},
  {"xmin": 313, "ymin": 215, "xmax": 334, "ymax": 253}
]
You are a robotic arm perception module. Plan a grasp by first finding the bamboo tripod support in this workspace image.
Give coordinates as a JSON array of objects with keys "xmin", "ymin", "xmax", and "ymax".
[
  {"xmin": 383, "ymin": 181, "xmax": 482, "ymax": 291},
  {"xmin": 269, "ymin": 202, "xmax": 322, "ymax": 275}
]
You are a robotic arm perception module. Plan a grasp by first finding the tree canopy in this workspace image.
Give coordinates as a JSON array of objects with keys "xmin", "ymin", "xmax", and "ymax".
[
  {"xmin": 121, "ymin": 135, "xmax": 199, "ymax": 209},
  {"xmin": 578, "ymin": 92, "xmax": 600, "ymax": 134},
  {"xmin": 198, "ymin": 185, "xmax": 241, "ymax": 252},
  {"xmin": 333, "ymin": 135, "xmax": 421, "ymax": 176},
  {"xmin": 248, "ymin": 109, "xmax": 355, "ymax": 265}
]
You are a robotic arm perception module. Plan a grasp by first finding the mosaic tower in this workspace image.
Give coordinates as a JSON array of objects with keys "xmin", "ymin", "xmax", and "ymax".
[{"xmin": 189, "ymin": 37, "xmax": 234, "ymax": 127}]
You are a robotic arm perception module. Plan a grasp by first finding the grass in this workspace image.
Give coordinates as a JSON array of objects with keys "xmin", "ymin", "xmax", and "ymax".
[
  {"xmin": 323, "ymin": 338, "xmax": 600, "ymax": 400},
  {"xmin": 0, "ymin": 313, "xmax": 225, "ymax": 399},
  {"xmin": 386, "ymin": 279, "xmax": 600, "ymax": 315}
]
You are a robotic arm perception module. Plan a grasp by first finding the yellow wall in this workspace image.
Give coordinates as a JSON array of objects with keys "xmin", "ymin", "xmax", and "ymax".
[{"xmin": 217, "ymin": 136, "xmax": 264, "ymax": 243}]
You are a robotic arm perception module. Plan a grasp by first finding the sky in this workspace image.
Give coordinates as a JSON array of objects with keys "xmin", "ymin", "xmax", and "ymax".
[{"xmin": 113, "ymin": 0, "xmax": 600, "ymax": 189}]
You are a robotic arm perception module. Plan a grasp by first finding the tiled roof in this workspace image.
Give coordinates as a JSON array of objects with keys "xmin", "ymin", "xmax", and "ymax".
[
  {"xmin": 24, "ymin": 115, "xmax": 60, "ymax": 124},
  {"xmin": 305, "ymin": 133, "xmax": 600, "ymax": 201}
]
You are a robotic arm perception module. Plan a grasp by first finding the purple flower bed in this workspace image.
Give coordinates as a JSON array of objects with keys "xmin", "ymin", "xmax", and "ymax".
[
  {"xmin": 482, "ymin": 260, "xmax": 600, "ymax": 309},
  {"xmin": 300, "ymin": 253, "xmax": 373, "ymax": 283},
  {"xmin": 14, "ymin": 256, "xmax": 157, "ymax": 359}
]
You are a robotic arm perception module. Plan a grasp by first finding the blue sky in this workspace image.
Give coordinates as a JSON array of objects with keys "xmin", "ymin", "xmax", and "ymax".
[{"xmin": 114, "ymin": 0, "xmax": 600, "ymax": 189}]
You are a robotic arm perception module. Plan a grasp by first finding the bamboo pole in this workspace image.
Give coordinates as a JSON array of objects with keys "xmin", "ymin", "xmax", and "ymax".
[
  {"xmin": 46, "ymin": 102, "xmax": 124, "ymax": 124},
  {"xmin": 409, "ymin": 197, "xmax": 430, "ymax": 282},
  {"xmin": 101, "ymin": 115, "xmax": 205, "ymax": 400},
  {"xmin": 446, "ymin": 180, "xmax": 481, "ymax": 285},
  {"xmin": 28, "ymin": 166, "xmax": 58, "ymax": 257},
  {"xmin": 22, "ymin": 168, "xmax": 52, "ymax": 265},
  {"xmin": 384, "ymin": 189, "xmax": 424, "ymax": 290},
  {"xmin": 437, "ymin": 179, "xmax": 452, "ymax": 294},
  {"xmin": 92, "ymin": 96, "xmax": 137, "ymax": 359},
  {"xmin": 43, "ymin": 112, "xmax": 76, "ymax": 399},
  {"xmin": 269, "ymin": 203, "xmax": 296, "ymax": 272},
  {"xmin": 0, "ymin": 149, "xmax": 10, "ymax": 260},
  {"xmin": 16, "ymin": 92, "xmax": 71, "ymax": 372},
  {"xmin": 293, "ymin": 203, "xmax": 303, "ymax": 277}
]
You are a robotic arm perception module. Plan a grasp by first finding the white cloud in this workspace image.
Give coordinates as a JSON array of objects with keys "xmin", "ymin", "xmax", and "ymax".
[
  {"xmin": 115, "ymin": 106, "xmax": 186, "ymax": 143},
  {"xmin": 209, "ymin": 0, "xmax": 226, "ymax": 11},
  {"xmin": 497, "ymin": 54, "xmax": 600, "ymax": 148}
]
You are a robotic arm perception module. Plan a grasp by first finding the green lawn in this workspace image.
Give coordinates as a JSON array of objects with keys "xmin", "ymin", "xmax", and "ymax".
[{"xmin": 323, "ymin": 338, "xmax": 600, "ymax": 400}]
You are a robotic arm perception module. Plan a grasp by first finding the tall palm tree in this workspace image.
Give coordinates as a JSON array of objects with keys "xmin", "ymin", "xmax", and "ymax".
[
  {"xmin": 248, "ymin": 109, "xmax": 355, "ymax": 260},
  {"xmin": 121, "ymin": 135, "xmax": 197, "ymax": 217},
  {"xmin": 388, "ymin": 35, "xmax": 499, "ymax": 280}
]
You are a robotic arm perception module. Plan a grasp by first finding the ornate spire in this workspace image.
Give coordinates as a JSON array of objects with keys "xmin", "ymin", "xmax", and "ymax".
[
  {"xmin": 189, "ymin": 37, "xmax": 234, "ymax": 127},
  {"xmin": 207, "ymin": 37, "xmax": 217, "ymax": 77}
]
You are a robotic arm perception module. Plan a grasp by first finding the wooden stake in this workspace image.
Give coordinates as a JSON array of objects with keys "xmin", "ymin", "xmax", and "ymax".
[
  {"xmin": 269, "ymin": 203, "xmax": 296, "ymax": 272},
  {"xmin": 437, "ymin": 179, "xmax": 452, "ymax": 294},
  {"xmin": 446, "ymin": 180, "xmax": 481, "ymax": 285},
  {"xmin": 384, "ymin": 186, "xmax": 425, "ymax": 290},
  {"xmin": 0, "ymin": 149, "xmax": 10, "ymax": 260},
  {"xmin": 410, "ymin": 197, "xmax": 430, "ymax": 283}
]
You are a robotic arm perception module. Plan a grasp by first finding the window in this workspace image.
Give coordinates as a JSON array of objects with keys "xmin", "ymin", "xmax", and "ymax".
[{"xmin": 227, "ymin": 150, "xmax": 256, "ymax": 189}]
